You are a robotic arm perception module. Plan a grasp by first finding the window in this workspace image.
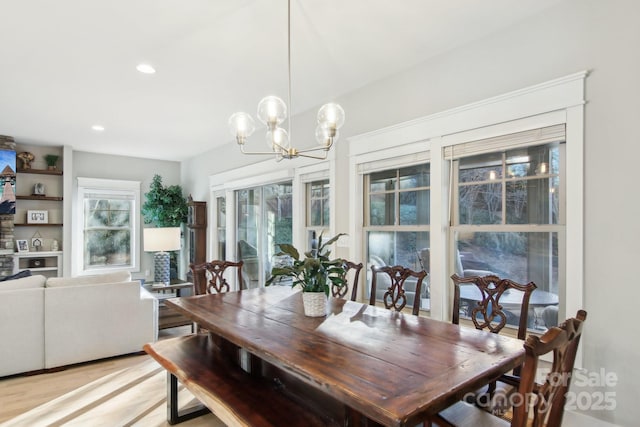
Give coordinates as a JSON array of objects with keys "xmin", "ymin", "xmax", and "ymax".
[
  {"xmin": 236, "ymin": 182, "xmax": 292, "ymax": 288},
  {"xmin": 216, "ymin": 196, "xmax": 226, "ymax": 259},
  {"xmin": 306, "ymin": 179, "xmax": 330, "ymax": 244},
  {"xmin": 364, "ymin": 164, "xmax": 430, "ymax": 310},
  {"xmin": 451, "ymin": 137, "xmax": 564, "ymax": 332},
  {"xmin": 349, "ymin": 73, "xmax": 585, "ymax": 348},
  {"xmin": 75, "ymin": 178, "xmax": 140, "ymax": 275}
]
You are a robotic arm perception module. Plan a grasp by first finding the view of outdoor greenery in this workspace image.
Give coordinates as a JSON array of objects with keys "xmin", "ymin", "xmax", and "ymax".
[{"xmin": 84, "ymin": 198, "xmax": 132, "ymax": 268}]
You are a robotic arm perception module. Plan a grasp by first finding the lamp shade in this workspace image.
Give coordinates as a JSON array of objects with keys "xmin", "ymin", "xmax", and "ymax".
[{"xmin": 143, "ymin": 227, "xmax": 181, "ymax": 252}]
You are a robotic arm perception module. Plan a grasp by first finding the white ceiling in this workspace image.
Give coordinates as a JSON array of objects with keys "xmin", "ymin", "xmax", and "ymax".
[{"xmin": 0, "ymin": 0, "xmax": 562, "ymax": 161}]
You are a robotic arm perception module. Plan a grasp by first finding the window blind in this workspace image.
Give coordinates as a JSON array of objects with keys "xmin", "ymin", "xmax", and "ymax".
[
  {"xmin": 443, "ymin": 124, "xmax": 565, "ymax": 160},
  {"xmin": 357, "ymin": 151, "xmax": 430, "ymax": 175},
  {"xmin": 299, "ymin": 169, "xmax": 329, "ymax": 183},
  {"xmin": 83, "ymin": 192, "xmax": 135, "ymax": 200}
]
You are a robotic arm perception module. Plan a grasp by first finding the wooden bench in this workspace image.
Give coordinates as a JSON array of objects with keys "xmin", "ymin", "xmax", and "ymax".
[{"xmin": 144, "ymin": 334, "xmax": 339, "ymax": 426}]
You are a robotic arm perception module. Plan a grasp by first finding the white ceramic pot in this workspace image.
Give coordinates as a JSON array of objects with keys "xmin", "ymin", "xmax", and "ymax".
[{"xmin": 302, "ymin": 292, "xmax": 327, "ymax": 317}]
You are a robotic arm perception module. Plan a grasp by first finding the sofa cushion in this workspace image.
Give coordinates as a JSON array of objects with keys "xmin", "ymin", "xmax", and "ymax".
[
  {"xmin": 0, "ymin": 274, "xmax": 47, "ymax": 290},
  {"xmin": 46, "ymin": 270, "xmax": 132, "ymax": 288}
]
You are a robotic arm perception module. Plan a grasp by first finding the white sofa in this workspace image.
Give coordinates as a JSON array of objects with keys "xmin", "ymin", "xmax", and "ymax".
[{"xmin": 0, "ymin": 271, "xmax": 158, "ymax": 377}]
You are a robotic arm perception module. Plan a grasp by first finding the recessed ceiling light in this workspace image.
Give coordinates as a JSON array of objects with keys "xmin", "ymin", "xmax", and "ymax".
[
  {"xmin": 136, "ymin": 63, "xmax": 156, "ymax": 74},
  {"xmin": 92, "ymin": 125, "xmax": 105, "ymax": 132}
]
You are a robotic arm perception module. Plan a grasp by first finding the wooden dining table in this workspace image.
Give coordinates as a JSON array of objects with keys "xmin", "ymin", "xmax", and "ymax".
[{"xmin": 165, "ymin": 286, "xmax": 525, "ymax": 426}]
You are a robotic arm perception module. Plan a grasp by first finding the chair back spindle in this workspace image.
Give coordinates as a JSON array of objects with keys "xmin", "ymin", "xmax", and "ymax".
[
  {"xmin": 370, "ymin": 265, "xmax": 427, "ymax": 316},
  {"xmin": 190, "ymin": 260, "xmax": 244, "ymax": 295},
  {"xmin": 451, "ymin": 273, "xmax": 536, "ymax": 340}
]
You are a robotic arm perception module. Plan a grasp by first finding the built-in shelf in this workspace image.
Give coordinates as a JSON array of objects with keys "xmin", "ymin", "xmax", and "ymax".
[
  {"xmin": 16, "ymin": 195, "xmax": 63, "ymax": 201},
  {"xmin": 13, "ymin": 251, "xmax": 63, "ymax": 277},
  {"xmin": 17, "ymin": 168, "xmax": 63, "ymax": 176},
  {"xmin": 14, "ymin": 223, "xmax": 64, "ymax": 227},
  {"xmin": 14, "ymin": 144, "xmax": 65, "ymax": 278}
]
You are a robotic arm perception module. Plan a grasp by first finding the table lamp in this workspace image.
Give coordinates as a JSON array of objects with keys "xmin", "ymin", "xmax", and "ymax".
[{"xmin": 144, "ymin": 227, "xmax": 181, "ymax": 285}]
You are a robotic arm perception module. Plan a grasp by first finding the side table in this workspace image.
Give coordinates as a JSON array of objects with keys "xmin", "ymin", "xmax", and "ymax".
[{"xmin": 143, "ymin": 280, "xmax": 195, "ymax": 330}]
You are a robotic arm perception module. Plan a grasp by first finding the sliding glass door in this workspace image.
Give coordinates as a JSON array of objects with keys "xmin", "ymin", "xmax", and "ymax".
[{"xmin": 236, "ymin": 182, "xmax": 292, "ymax": 288}]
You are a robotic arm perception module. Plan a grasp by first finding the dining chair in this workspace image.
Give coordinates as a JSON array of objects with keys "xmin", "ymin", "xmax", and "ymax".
[
  {"xmin": 370, "ymin": 265, "xmax": 427, "ymax": 315},
  {"xmin": 189, "ymin": 260, "xmax": 244, "ymax": 337},
  {"xmin": 451, "ymin": 273, "xmax": 537, "ymax": 412},
  {"xmin": 331, "ymin": 260, "xmax": 363, "ymax": 301},
  {"xmin": 451, "ymin": 273, "xmax": 537, "ymax": 340},
  {"xmin": 190, "ymin": 260, "xmax": 244, "ymax": 295},
  {"xmin": 434, "ymin": 310, "xmax": 587, "ymax": 427}
]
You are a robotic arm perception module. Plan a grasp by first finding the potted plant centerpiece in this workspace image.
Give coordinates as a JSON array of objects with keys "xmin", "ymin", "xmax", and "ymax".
[{"xmin": 267, "ymin": 233, "xmax": 347, "ymax": 317}]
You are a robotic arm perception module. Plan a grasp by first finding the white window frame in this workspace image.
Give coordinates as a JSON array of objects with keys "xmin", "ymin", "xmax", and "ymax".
[
  {"xmin": 449, "ymin": 136, "xmax": 565, "ymax": 331},
  {"xmin": 349, "ymin": 71, "xmax": 586, "ymax": 365},
  {"xmin": 306, "ymin": 179, "xmax": 330, "ymax": 226},
  {"xmin": 73, "ymin": 177, "xmax": 141, "ymax": 276},
  {"xmin": 294, "ymin": 161, "xmax": 334, "ymax": 251},
  {"xmin": 363, "ymin": 163, "xmax": 432, "ymax": 309},
  {"xmin": 209, "ymin": 151, "xmax": 335, "ymax": 290}
]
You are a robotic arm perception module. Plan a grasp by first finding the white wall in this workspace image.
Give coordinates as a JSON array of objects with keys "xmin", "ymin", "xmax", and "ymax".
[
  {"xmin": 181, "ymin": 1, "xmax": 639, "ymax": 424},
  {"xmin": 73, "ymin": 151, "xmax": 182, "ymax": 282}
]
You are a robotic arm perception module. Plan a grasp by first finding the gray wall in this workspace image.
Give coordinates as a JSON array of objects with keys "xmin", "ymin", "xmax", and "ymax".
[
  {"xmin": 73, "ymin": 151, "xmax": 182, "ymax": 282},
  {"xmin": 182, "ymin": 1, "xmax": 638, "ymax": 424}
]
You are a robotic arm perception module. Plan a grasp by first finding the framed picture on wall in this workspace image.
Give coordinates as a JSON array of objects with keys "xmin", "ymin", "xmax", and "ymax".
[{"xmin": 27, "ymin": 210, "xmax": 48, "ymax": 224}]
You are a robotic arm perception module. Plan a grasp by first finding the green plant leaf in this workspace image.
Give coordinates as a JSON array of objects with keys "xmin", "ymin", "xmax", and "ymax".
[
  {"xmin": 318, "ymin": 233, "xmax": 346, "ymax": 253},
  {"xmin": 277, "ymin": 244, "xmax": 300, "ymax": 260}
]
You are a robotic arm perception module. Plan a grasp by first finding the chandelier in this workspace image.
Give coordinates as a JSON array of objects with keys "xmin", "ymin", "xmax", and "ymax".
[{"xmin": 228, "ymin": 0, "xmax": 345, "ymax": 161}]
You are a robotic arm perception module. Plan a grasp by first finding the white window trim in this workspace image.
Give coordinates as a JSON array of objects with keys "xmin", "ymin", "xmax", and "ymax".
[
  {"xmin": 74, "ymin": 177, "xmax": 141, "ymax": 276},
  {"xmin": 348, "ymin": 71, "xmax": 586, "ymax": 365},
  {"xmin": 349, "ymin": 140, "xmax": 431, "ymax": 303}
]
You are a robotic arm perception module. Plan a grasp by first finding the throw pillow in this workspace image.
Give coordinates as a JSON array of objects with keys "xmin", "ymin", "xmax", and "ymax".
[{"xmin": 0, "ymin": 270, "xmax": 32, "ymax": 281}]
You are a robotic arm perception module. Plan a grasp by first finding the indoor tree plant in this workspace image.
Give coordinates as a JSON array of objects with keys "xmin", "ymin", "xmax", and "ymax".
[
  {"xmin": 142, "ymin": 174, "xmax": 188, "ymax": 227},
  {"xmin": 141, "ymin": 174, "xmax": 189, "ymax": 279},
  {"xmin": 266, "ymin": 232, "xmax": 347, "ymax": 317}
]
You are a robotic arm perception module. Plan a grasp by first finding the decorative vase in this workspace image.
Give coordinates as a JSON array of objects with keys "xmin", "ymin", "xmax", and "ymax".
[{"xmin": 302, "ymin": 292, "xmax": 328, "ymax": 317}]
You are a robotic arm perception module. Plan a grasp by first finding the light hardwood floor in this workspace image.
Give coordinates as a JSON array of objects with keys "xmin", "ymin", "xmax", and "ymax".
[
  {"xmin": 0, "ymin": 326, "xmax": 224, "ymax": 426},
  {"xmin": 1, "ymin": 326, "xmax": 607, "ymax": 427}
]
